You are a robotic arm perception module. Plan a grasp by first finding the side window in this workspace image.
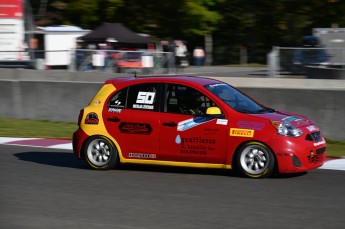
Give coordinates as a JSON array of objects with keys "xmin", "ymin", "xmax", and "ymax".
[
  {"xmin": 165, "ymin": 84, "xmax": 220, "ymax": 116},
  {"xmin": 108, "ymin": 87, "xmax": 127, "ymax": 108},
  {"xmin": 127, "ymin": 83, "xmax": 159, "ymax": 112}
]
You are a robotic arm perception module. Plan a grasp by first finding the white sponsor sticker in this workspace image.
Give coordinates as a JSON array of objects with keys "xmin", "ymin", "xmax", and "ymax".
[
  {"xmin": 314, "ymin": 139, "xmax": 325, "ymax": 147},
  {"xmin": 216, "ymin": 119, "xmax": 228, "ymax": 125},
  {"xmin": 307, "ymin": 125, "xmax": 319, "ymax": 132},
  {"xmin": 108, "ymin": 108, "xmax": 122, "ymax": 113}
]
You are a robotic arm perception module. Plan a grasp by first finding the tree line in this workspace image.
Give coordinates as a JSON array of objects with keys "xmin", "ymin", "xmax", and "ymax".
[{"xmin": 30, "ymin": 0, "xmax": 345, "ymax": 64}]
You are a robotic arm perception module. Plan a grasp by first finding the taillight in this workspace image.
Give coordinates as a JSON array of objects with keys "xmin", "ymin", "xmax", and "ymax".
[{"xmin": 78, "ymin": 109, "xmax": 84, "ymax": 126}]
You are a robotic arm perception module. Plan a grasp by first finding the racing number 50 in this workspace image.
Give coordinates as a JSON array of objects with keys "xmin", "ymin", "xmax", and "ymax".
[{"xmin": 136, "ymin": 92, "xmax": 155, "ymax": 104}]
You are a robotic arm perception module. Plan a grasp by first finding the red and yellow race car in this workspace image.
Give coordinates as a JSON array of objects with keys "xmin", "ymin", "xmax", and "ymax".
[{"xmin": 73, "ymin": 76, "xmax": 326, "ymax": 178}]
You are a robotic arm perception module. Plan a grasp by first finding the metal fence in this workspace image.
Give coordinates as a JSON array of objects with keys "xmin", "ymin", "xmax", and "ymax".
[
  {"xmin": 268, "ymin": 47, "xmax": 345, "ymax": 76},
  {"xmin": 71, "ymin": 49, "xmax": 178, "ymax": 74},
  {"xmin": 0, "ymin": 49, "xmax": 180, "ymax": 74}
]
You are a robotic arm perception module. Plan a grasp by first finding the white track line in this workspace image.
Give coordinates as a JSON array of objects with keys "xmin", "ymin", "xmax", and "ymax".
[
  {"xmin": 47, "ymin": 143, "xmax": 73, "ymax": 150},
  {"xmin": 319, "ymin": 159, "xmax": 345, "ymax": 171}
]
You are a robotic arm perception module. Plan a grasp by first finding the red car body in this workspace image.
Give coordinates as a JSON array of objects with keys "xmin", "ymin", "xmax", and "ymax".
[{"xmin": 73, "ymin": 76, "xmax": 326, "ymax": 178}]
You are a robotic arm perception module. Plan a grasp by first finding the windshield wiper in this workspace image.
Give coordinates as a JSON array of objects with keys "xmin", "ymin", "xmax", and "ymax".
[
  {"xmin": 236, "ymin": 109, "xmax": 252, "ymax": 114},
  {"xmin": 257, "ymin": 107, "xmax": 275, "ymax": 113}
]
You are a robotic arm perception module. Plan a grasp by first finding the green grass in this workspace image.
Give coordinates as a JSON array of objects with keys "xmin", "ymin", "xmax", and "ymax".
[
  {"xmin": 0, "ymin": 118, "xmax": 344, "ymax": 157},
  {"xmin": 324, "ymin": 139, "xmax": 345, "ymax": 158},
  {"xmin": 0, "ymin": 118, "xmax": 77, "ymax": 139}
]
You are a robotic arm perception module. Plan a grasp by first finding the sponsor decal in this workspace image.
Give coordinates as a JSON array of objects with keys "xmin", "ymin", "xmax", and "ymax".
[
  {"xmin": 129, "ymin": 153, "xmax": 156, "ymax": 159},
  {"xmin": 119, "ymin": 122, "xmax": 152, "ymax": 134},
  {"xmin": 181, "ymin": 137, "xmax": 216, "ymax": 144},
  {"xmin": 208, "ymin": 83, "xmax": 226, "ymax": 88},
  {"xmin": 178, "ymin": 136, "xmax": 216, "ymax": 155},
  {"xmin": 204, "ymin": 128, "xmax": 219, "ymax": 135},
  {"xmin": 112, "ymin": 100, "xmax": 124, "ymax": 108},
  {"xmin": 136, "ymin": 92, "xmax": 156, "ymax": 104},
  {"xmin": 94, "ymin": 100, "xmax": 101, "ymax": 105},
  {"xmin": 85, "ymin": 112, "xmax": 99, "ymax": 125},
  {"xmin": 181, "ymin": 148, "xmax": 207, "ymax": 155},
  {"xmin": 175, "ymin": 135, "xmax": 182, "ymax": 144},
  {"xmin": 216, "ymin": 119, "xmax": 228, "ymax": 125},
  {"xmin": 237, "ymin": 121, "xmax": 265, "ymax": 130},
  {"xmin": 108, "ymin": 108, "xmax": 122, "ymax": 113},
  {"xmin": 307, "ymin": 125, "xmax": 319, "ymax": 132},
  {"xmin": 133, "ymin": 104, "xmax": 154, "ymax": 110},
  {"xmin": 133, "ymin": 91, "xmax": 156, "ymax": 110},
  {"xmin": 314, "ymin": 139, "xmax": 326, "ymax": 147},
  {"xmin": 177, "ymin": 117, "xmax": 214, "ymax": 132},
  {"xmin": 98, "ymin": 93, "xmax": 107, "ymax": 97},
  {"xmin": 230, "ymin": 128, "xmax": 254, "ymax": 137}
]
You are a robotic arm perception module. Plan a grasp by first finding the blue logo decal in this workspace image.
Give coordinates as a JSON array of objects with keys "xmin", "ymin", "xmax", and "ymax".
[
  {"xmin": 175, "ymin": 135, "xmax": 181, "ymax": 144},
  {"xmin": 237, "ymin": 121, "xmax": 265, "ymax": 130},
  {"xmin": 177, "ymin": 117, "xmax": 214, "ymax": 132}
]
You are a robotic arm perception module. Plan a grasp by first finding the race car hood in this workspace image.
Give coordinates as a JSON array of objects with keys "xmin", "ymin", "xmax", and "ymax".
[{"xmin": 249, "ymin": 110, "xmax": 314, "ymax": 128}]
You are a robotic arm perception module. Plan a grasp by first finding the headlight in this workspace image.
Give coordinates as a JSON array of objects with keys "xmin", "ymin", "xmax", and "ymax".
[{"xmin": 271, "ymin": 121, "xmax": 303, "ymax": 137}]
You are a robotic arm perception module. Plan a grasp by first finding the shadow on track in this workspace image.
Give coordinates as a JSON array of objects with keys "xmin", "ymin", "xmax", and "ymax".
[
  {"xmin": 119, "ymin": 163, "xmax": 235, "ymax": 177},
  {"xmin": 13, "ymin": 151, "xmax": 308, "ymax": 178},
  {"xmin": 14, "ymin": 151, "xmax": 86, "ymax": 169},
  {"xmin": 118, "ymin": 164, "xmax": 308, "ymax": 179}
]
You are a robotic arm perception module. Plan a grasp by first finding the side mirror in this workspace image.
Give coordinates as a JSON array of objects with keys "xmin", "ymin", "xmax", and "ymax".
[{"xmin": 206, "ymin": 107, "xmax": 224, "ymax": 118}]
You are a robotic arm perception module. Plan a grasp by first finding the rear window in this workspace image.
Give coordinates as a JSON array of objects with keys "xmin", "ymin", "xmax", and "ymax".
[
  {"xmin": 108, "ymin": 88, "xmax": 127, "ymax": 108},
  {"xmin": 126, "ymin": 83, "xmax": 159, "ymax": 112}
]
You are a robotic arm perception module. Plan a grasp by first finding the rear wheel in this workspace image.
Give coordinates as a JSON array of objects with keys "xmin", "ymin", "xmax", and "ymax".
[
  {"xmin": 83, "ymin": 136, "xmax": 118, "ymax": 170},
  {"xmin": 236, "ymin": 142, "xmax": 275, "ymax": 178}
]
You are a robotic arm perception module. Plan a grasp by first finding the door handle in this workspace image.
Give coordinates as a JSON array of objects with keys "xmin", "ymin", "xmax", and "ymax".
[
  {"xmin": 107, "ymin": 117, "xmax": 120, "ymax": 122},
  {"xmin": 163, "ymin": 121, "xmax": 177, "ymax": 127}
]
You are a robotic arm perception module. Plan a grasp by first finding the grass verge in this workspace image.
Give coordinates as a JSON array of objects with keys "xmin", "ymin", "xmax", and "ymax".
[
  {"xmin": 0, "ymin": 118, "xmax": 77, "ymax": 139},
  {"xmin": 0, "ymin": 118, "xmax": 344, "ymax": 157}
]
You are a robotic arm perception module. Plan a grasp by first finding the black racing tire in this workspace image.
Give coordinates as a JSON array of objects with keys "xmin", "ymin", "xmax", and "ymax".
[
  {"xmin": 83, "ymin": 136, "xmax": 118, "ymax": 170},
  {"xmin": 235, "ymin": 142, "xmax": 275, "ymax": 178}
]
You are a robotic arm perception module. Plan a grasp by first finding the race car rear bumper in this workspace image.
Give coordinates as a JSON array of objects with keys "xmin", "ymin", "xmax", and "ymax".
[{"xmin": 72, "ymin": 128, "xmax": 89, "ymax": 159}]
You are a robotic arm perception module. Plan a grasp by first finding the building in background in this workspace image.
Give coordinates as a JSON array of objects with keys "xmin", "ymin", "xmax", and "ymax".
[
  {"xmin": 0, "ymin": 0, "xmax": 34, "ymax": 68},
  {"xmin": 313, "ymin": 28, "xmax": 345, "ymax": 67},
  {"xmin": 34, "ymin": 25, "xmax": 89, "ymax": 69}
]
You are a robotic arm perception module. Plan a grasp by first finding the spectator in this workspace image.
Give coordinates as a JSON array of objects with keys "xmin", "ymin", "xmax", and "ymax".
[
  {"xmin": 193, "ymin": 47, "xmax": 205, "ymax": 66},
  {"xmin": 174, "ymin": 40, "xmax": 188, "ymax": 68}
]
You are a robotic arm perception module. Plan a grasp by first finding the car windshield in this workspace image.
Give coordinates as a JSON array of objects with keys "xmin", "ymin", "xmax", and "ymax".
[{"xmin": 205, "ymin": 83, "xmax": 275, "ymax": 114}]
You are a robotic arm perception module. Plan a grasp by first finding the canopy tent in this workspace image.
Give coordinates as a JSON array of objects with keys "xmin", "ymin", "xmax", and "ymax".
[{"xmin": 78, "ymin": 23, "xmax": 150, "ymax": 44}]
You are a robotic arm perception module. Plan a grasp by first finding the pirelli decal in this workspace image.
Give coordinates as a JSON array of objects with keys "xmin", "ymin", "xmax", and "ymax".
[{"xmin": 230, "ymin": 128, "xmax": 254, "ymax": 137}]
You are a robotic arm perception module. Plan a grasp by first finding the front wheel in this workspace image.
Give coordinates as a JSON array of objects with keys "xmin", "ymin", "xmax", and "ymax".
[
  {"xmin": 235, "ymin": 142, "xmax": 275, "ymax": 178},
  {"xmin": 83, "ymin": 136, "xmax": 118, "ymax": 170}
]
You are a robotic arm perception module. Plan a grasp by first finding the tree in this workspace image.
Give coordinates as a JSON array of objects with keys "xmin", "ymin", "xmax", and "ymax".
[
  {"xmin": 29, "ymin": 0, "xmax": 345, "ymax": 65},
  {"xmin": 64, "ymin": 0, "xmax": 124, "ymax": 28},
  {"xmin": 212, "ymin": 0, "xmax": 345, "ymax": 64},
  {"xmin": 113, "ymin": 0, "xmax": 223, "ymax": 65}
]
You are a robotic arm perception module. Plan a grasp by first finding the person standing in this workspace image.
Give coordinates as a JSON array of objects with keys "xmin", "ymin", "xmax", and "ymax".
[
  {"xmin": 193, "ymin": 47, "xmax": 205, "ymax": 66},
  {"xmin": 174, "ymin": 40, "xmax": 188, "ymax": 68}
]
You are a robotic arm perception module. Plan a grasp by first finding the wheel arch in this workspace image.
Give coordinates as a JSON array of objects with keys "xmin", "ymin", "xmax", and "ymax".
[
  {"xmin": 231, "ymin": 140, "xmax": 279, "ymax": 174},
  {"xmin": 81, "ymin": 134, "xmax": 119, "ymax": 159}
]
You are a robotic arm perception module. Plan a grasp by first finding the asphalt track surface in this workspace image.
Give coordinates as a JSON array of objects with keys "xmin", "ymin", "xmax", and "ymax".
[{"xmin": 1, "ymin": 144, "xmax": 345, "ymax": 229}]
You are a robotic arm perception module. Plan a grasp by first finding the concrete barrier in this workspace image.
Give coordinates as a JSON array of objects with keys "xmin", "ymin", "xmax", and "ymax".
[
  {"xmin": 0, "ymin": 68, "xmax": 345, "ymax": 140},
  {"xmin": 305, "ymin": 65, "xmax": 345, "ymax": 79}
]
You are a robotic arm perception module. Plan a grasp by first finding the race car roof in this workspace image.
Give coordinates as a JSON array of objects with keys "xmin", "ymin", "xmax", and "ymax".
[{"xmin": 105, "ymin": 75, "xmax": 222, "ymax": 88}]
